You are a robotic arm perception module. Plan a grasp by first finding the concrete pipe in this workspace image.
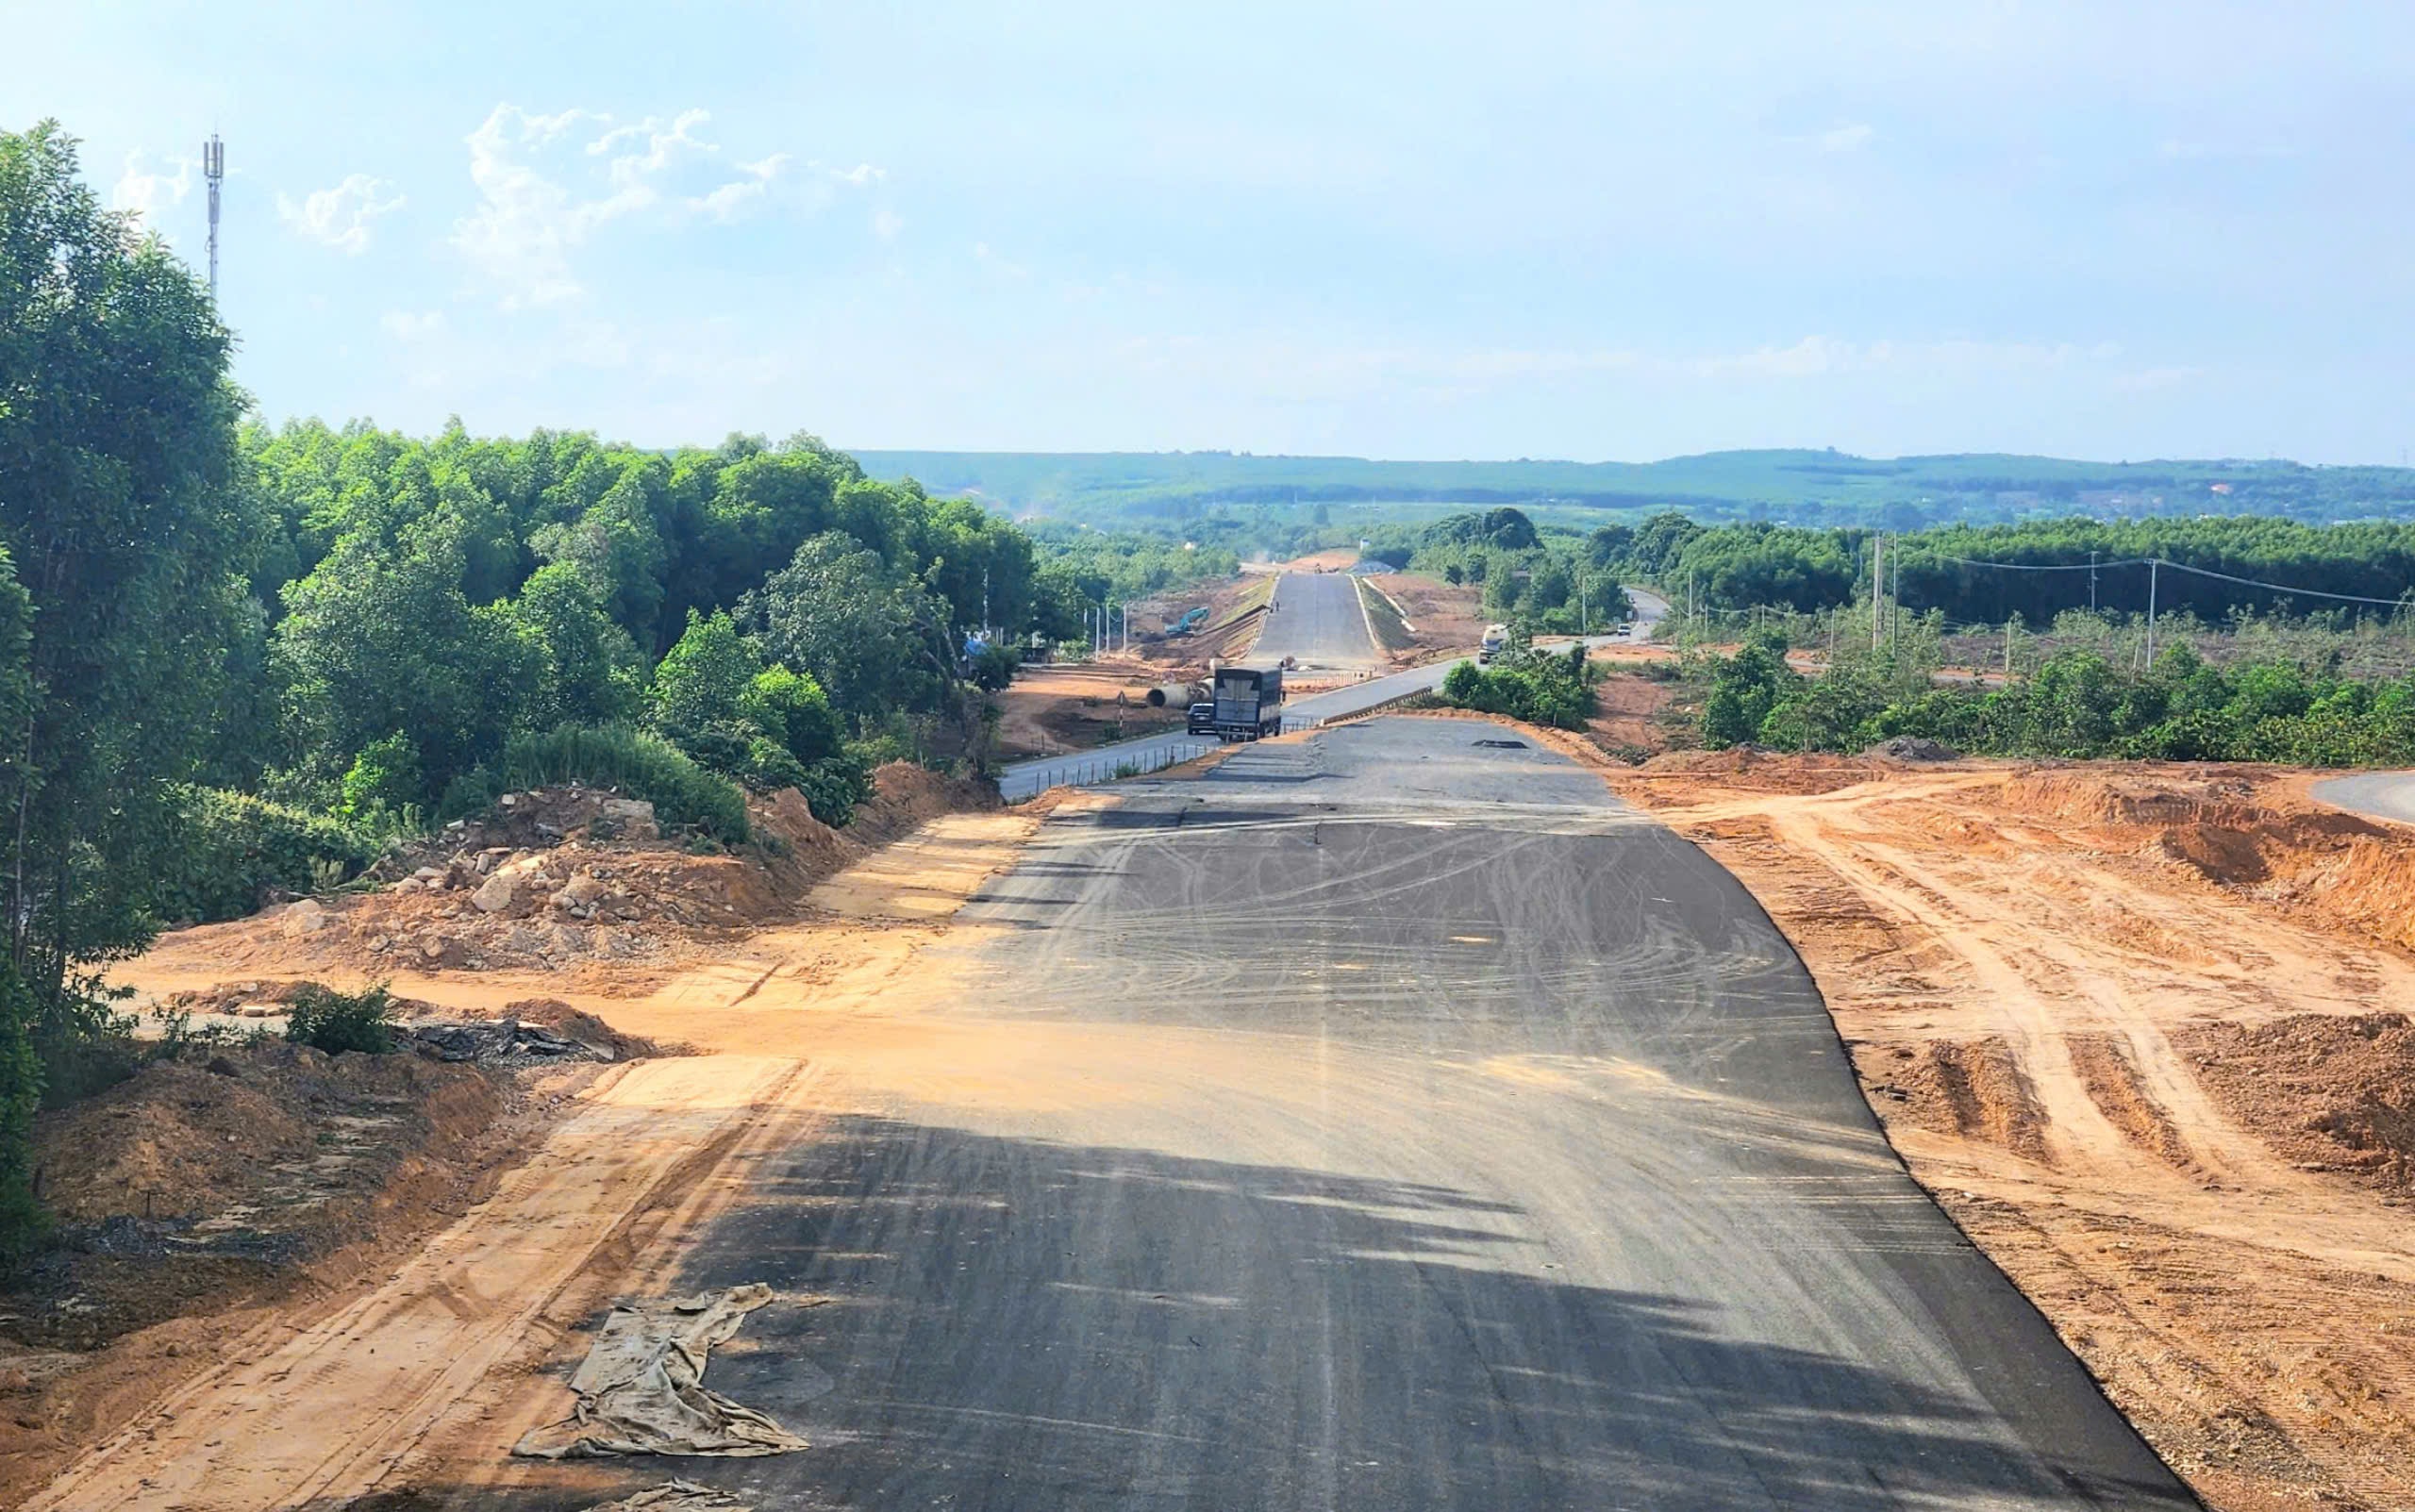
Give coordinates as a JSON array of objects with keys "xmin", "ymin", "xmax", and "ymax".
[{"xmin": 1145, "ymin": 682, "xmax": 1207, "ymax": 707}]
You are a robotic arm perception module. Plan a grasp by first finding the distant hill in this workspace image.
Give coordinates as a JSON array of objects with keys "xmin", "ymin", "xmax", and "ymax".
[{"xmin": 850, "ymin": 448, "xmax": 2415, "ymax": 528}]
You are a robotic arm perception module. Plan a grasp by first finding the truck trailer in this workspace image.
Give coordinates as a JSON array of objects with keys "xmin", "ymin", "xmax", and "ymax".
[{"xmin": 1210, "ymin": 666, "xmax": 1284, "ymax": 740}]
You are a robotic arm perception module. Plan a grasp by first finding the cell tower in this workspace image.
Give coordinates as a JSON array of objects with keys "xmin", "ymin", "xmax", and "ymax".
[{"xmin": 203, "ymin": 134, "xmax": 225, "ymax": 299}]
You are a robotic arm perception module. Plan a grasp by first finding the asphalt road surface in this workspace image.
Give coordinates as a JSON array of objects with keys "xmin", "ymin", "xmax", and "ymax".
[
  {"xmin": 658, "ymin": 718, "xmax": 2192, "ymax": 1510},
  {"xmin": 996, "ymin": 583, "xmax": 1671, "ymax": 800},
  {"xmin": 2310, "ymin": 770, "xmax": 2415, "ymax": 825},
  {"xmin": 1251, "ymin": 571, "xmax": 1382, "ymax": 672}
]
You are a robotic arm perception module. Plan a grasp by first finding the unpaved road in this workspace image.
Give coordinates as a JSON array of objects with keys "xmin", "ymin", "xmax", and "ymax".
[
  {"xmin": 506, "ymin": 719, "xmax": 2188, "ymax": 1510},
  {"xmin": 1250, "ymin": 570, "xmax": 1381, "ymax": 672},
  {"xmin": 1615, "ymin": 756, "xmax": 2415, "ymax": 1511}
]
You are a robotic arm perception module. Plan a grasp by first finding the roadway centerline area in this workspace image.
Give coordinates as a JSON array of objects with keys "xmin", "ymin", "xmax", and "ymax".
[{"xmin": 647, "ymin": 718, "xmax": 2193, "ymax": 1511}]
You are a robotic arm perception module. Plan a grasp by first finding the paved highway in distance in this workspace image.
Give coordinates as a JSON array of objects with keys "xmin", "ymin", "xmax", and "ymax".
[{"xmin": 996, "ymin": 581, "xmax": 1670, "ymax": 800}]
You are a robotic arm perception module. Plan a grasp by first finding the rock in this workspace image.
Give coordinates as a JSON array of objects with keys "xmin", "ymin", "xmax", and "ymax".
[
  {"xmin": 239, "ymin": 1004, "xmax": 276, "ymax": 1019},
  {"xmin": 368, "ymin": 934, "xmax": 391, "ymax": 953},
  {"xmin": 421, "ymin": 939, "xmax": 447, "ymax": 961},
  {"xmin": 412, "ymin": 866, "xmax": 446, "ymax": 884},
  {"xmin": 598, "ymin": 797, "xmax": 658, "ymax": 840},
  {"xmin": 391, "ymin": 877, "xmax": 423, "ymax": 894},
  {"xmin": 280, "ymin": 899, "xmax": 327, "ymax": 936},
  {"xmin": 1867, "ymin": 735, "xmax": 1960, "ymax": 762},
  {"xmin": 498, "ymin": 793, "xmax": 519, "ymax": 808},
  {"xmin": 471, "ymin": 873, "xmax": 516, "ymax": 913},
  {"xmin": 551, "ymin": 873, "xmax": 608, "ymax": 911}
]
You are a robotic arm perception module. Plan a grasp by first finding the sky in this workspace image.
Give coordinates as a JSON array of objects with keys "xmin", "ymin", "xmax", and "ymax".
[{"xmin": 9, "ymin": 1, "xmax": 2415, "ymax": 464}]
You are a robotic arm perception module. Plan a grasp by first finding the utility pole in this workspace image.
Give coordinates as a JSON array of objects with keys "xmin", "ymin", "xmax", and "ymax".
[
  {"xmin": 2145, "ymin": 558, "xmax": 2159, "ymax": 663},
  {"xmin": 2005, "ymin": 617, "xmax": 2015, "ymax": 680},
  {"xmin": 1890, "ymin": 548, "xmax": 1902, "ymax": 656},
  {"xmin": 982, "ymin": 566, "xmax": 990, "ymax": 640},
  {"xmin": 2088, "ymin": 551, "xmax": 2097, "ymax": 614},
  {"xmin": 203, "ymin": 134, "xmax": 225, "ymax": 300},
  {"xmin": 1872, "ymin": 532, "xmax": 1885, "ymax": 652}
]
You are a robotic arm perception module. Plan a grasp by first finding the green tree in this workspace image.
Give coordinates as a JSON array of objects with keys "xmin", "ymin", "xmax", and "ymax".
[
  {"xmin": 0, "ymin": 123, "xmax": 255, "ymax": 1249},
  {"xmin": 509, "ymin": 562, "xmax": 643, "ymax": 727},
  {"xmin": 0, "ymin": 125, "xmax": 253, "ymax": 984},
  {"xmin": 273, "ymin": 514, "xmax": 533, "ymax": 802},
  {"xmin": 745, "ymin": 531, "xmax": 955, "ymax": 717},
  {"xmin": 646, "ymin": 609, "xmax": 763, "ymax": 739}
]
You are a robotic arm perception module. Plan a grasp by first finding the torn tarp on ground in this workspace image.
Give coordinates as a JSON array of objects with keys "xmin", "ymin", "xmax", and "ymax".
[
  {"xmin": 576, "ymin": 1482, "xmax": 754, "ymax": 1512},
  {"xmin": 514, "ymin": 1283, "xmax": 809, "ymax": 1459}
]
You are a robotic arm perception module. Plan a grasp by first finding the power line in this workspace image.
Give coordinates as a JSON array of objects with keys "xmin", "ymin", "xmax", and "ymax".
[
  {"xmin": 2147, "ymin": 557, "xmax": 2415, "ymax": 608},
  {"xmin": 1909, "ymin": 549, "xmax": 2415, "ymax": 608}
]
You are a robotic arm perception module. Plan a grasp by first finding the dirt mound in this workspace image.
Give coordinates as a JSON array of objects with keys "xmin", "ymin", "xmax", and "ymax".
[
  {"xmin": 1978, "ymin": 766, "xmax": 2415, "ymax": 954},
  {"xmin": 1875, "ymin": 1037, "xmax": 2051, "ymax": 1165},
  {"xmin": 847, "ymin": 761, "xmax": 1001, "ymax": 848},
  {"xmin": 506, "ymin": 997, "xmax": 666, "ymax": 1060},
  {"xmin": 1630, "ymin": 748, "xmax": 1876, "ymax": 795},
  {"xmin": 2179, "ymin": 1013, "xmax": 2415, "ymax": 1194},
  {"xmin": 1993, "ymin": 767, "xmax": 2271, "ymax": 829}
]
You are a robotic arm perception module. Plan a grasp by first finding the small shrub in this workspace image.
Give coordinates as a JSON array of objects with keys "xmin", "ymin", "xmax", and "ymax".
[
  {"xmin": 441, "ymin": 723, "xmax": 749, "ymax": 841},
  {"xmin": 150, "ymin": 788, "xmax": 377, "ymax": 924},
  {"xmin": 285, "ymin": 984, "xmax": 397, "ymax": 1055},
  {"xmin": 341, "ymin": 733, "xmax": 424, "ymax": 821}
]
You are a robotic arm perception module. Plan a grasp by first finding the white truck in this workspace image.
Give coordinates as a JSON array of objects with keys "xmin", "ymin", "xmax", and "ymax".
[{"xmin": 1477, "ymin": 623, "xmax": 1509, "ymax": 664}]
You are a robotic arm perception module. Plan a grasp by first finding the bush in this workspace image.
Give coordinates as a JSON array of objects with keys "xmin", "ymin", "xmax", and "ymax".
[
  {"xmin": 148, "ymin": 787, "xmax": 378, "ymax": 925},
  {"xmin": 341, "ymin": 733, "xmax": 423, "ymax": 823},
  {"xmin": 285, "ymin": 983, "xmax": 397, "ymax": 1055},
  {"xmin": 1438, "ymin": 650, "xmax": 1595, "ymax": 729},
  {"xmin": 440, "ymin": 723, "xmax": 750, "ymax": 841}
]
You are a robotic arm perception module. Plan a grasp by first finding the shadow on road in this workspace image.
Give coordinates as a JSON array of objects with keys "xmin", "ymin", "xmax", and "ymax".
[{"xmin": 377, "ymin": 1116, "xmax": 2191, "ymax": 1512}]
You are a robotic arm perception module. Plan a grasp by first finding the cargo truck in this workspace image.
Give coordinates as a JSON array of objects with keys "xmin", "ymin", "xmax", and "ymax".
[
  {"xmin": 1210, "ymin": 666, "xmax": 1284, "ymax": 740},
  {"xmin": 1478, "ymin": 623, "xmax": 1508, "ymax": 664}
]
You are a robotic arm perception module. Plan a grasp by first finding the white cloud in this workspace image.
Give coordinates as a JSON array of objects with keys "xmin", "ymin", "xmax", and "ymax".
[
  {"xmin": 278, "ymin": 174, "xmax": 406, "ymax": 254},
  {"xmin": 872, "ymin": 207, "xmax": 904, "ymax": 240},
  {"xmin": 1818, "ymin": 123, "xmax": 1875, "ymax": 153},
  {"xmin": 380, "ymin": 309, "xmax": 446, "ymax": 341},
  {"xmin": 452, "ymin": 104, "xmax": 883, "ymax": 307},
  {"xmin": 690, "ymin": 152, "xmax": 788, "ymax": 222},
  {"xmin": 111, "ymin": 150, "xmax": 193, "ymax": 224}
]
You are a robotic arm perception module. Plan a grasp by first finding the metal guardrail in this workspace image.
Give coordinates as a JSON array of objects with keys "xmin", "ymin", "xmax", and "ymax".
[
  {"xmin": 1007, "ymin": 714, "xmax": 1337, "ymax": 803},
  {"xmin": 1014, "ymin": 739, "xmax": 1218, "ymax": 796}
]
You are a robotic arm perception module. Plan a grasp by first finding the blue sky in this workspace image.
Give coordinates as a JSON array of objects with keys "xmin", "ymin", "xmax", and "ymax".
[{"xmin": 10, "ymin": 2, "xmax": 2414, "ymax": 462}]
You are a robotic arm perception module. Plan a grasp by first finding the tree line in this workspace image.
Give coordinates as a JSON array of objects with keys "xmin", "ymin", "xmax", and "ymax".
[
  {"xmin": 1605, "ymin": 513, "xmax": 2415, "ymax": 626},
  {"xmin": 0, "ymin": 120, "xmax": 1111, "ymax": 1255},
  {"xmin": 1703, "ymin": 623, "xmax": 2415, "ymax": 769}
]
